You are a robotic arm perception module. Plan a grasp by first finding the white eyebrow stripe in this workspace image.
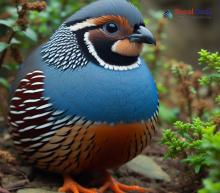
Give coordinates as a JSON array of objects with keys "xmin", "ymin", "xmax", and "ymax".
[{"xmin": 68, "ymin": 20, "xmax": 96, "ymax": 31}]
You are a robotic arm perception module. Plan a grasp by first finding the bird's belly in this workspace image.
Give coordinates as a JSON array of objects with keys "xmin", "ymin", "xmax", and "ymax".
[{"xmin": 32, "ymin": 121, "xmax": 156, "ymax": 174}]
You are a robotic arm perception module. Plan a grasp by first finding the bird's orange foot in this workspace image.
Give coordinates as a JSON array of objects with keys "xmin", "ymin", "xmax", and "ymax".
[
  {"xmin": 99, "ymin": 174, "xmax": 155, "ymax": 193},
  {"xmin": 59, "ymin": 175, "xmax": 97, "ymax": 193}
]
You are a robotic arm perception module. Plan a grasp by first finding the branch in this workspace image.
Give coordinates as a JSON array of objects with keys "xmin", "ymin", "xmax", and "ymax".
[{"xmin": 0, "ymin": 30, "xmax": 15, "ymax": 69}]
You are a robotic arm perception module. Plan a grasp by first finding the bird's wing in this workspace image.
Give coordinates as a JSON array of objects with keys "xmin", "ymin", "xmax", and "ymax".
[{"xmin": 8, "ymin": 70, "xmax": 93, "ymax": 156}]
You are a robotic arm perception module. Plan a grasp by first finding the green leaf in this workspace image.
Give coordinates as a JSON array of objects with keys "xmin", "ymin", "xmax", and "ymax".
[
  {"xmin": 13, "ymin": 25, "xmax": 22, "ymax": 32},
  {"xmin": 22, "ymin": 28, "xmax": 38, "ymax": 42},
  {"xmin": 0, "ymin": 42, "xmax": 9, "ymax": 52},
  {"xmin": 209, "ymin": 73, "xmax": 220, "ymax": 80},
  {"xmin": 2, "ymin": 63, "xmax": 19, "ymax": 71},
  {"xmin": 195, "ymin": 165, "xmax": 201, "ymax": 173},
  {"xmin": 0, "ymin": 19, "xmax": 15, "ymax": 28},
  {"xmin": 11, "ymin": 38, "xmax": 21, "ymax": 45},
  {"xmin": 216, "ymin": 95, "xmax": 220, "ymax": 104},
  {"xmin": 0, "ymin": 78, "xmax": 9, "ymax": 89},
  {"xmin": 199, "ymin": 179, "xmax": 220, "ymax": 193}
]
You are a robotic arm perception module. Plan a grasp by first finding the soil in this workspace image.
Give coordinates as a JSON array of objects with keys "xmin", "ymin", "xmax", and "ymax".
[{"xmin": 0, "ymin": 124, "xmax": 202, "ymax": 193}]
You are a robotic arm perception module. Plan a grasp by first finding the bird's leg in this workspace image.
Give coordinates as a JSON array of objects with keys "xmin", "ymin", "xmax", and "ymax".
[
  {"xmin": 99, "ymin": 172, "xmax": 155, "ymax": 193},
  {"xmin": 59, "ymin": 175, "xmax": 97, "ymax": 193}
]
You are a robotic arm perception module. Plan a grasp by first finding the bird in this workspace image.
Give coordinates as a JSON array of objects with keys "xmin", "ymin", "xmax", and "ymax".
[{"xmin": 8, "ymin": 0, "xmax": 159, "ymax": 193}]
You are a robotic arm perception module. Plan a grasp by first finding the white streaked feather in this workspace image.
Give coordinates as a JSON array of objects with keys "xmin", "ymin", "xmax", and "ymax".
[
  {"xmin": 52, "ymin": 110, "xmax": 64, "ymax": 116},
  {"xmin": 23, "ymin": 111, "xmax": 52, "ymax": 120},
  {"xmin": 19, "ymin": 125, "xmax": 36, "ymax": 132},
  {"xmin": 16, "ymin": 120, "xmax": 24, "ymax": 124},
  {"xmin": 25, "ymin": 106, "xmax": 37, "ymax": 111},
  {"xmin": 12, "ymin": 97, "xmax": 21, "ymax": 101},
  {"xmin": 24, "ymin": 99, "xmax": 41, "ymax": 103},
  {"xmin": 33, "ymin": 70, "xmax": 43, "ymax": 73},
  {"xmin": 24, "ymin": 89, "xmax": 44, "ymax": 94},
  {"xmin": 28, "ymin": 142, "xmax": 43, "ymax": 148},
  {"xmin": 11, "ymin": 122, "xmax": 18, "ymax": 127},
  {"xmin": 10, "ymin": 110, "xmax": 26, "ymax": 115},
  {"xmin": 31, "ymin": 75, "xmax": 45, "ymax": 79},
  {"xmin": 14, "ymin": 141, "xmax": 21, "ymax": 145},
  {"xmin": 20, "ymin": 79, "xmax": 29, "ymax": 83},
  {"xmin": 51, "ymin": 124, "xmax": 66, "ymax": 130},
  {"xmin": 54, "ymin": 116, "xmax": 71, "ymax": 125},
  {"xmin": 36, "ymin": 103, "xmax": 52, "ymax": 110},
  {"xmin": 31, "ymin": 82, "xmax": 44, "ymax": 86},
  {"xmin": 40, "ymin": 130, "xmax": 56, "ymax": 137},
  {"xmin": 35, "ymin": 122, "xmax": 53, "ymax": 129}
]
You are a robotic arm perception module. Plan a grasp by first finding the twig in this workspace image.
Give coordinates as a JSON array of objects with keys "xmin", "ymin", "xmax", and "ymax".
[
  {"xmin": 0, "ymin": 0, "xmax": 47, "ymax": 69},
  {"xmin": 0, "ymin": 30, "xmax": 15, "ymax": 69},
  {"xmin": 178, "ymin": 71, "xmax": 193, "ymax": 122}
]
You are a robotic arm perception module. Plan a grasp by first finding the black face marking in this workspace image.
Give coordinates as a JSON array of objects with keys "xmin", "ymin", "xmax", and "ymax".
[
  {"xmin": 74, "ymin": 28, "xmax": 98, "ymax": 63},
  {"xmin": 91, "ymin": 37, "xmax": 138, "ymax": 66}
]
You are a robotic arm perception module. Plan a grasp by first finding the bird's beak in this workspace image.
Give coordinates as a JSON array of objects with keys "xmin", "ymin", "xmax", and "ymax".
[{"xmin": 128, "ymin": 26, "xmax": 156, "ymax": 45}]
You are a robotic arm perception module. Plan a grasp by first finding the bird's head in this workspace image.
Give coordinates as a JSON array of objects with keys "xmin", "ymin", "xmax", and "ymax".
[{"xmin": 41, "ymin": 0, "xmax": 156, "ymax": 71}]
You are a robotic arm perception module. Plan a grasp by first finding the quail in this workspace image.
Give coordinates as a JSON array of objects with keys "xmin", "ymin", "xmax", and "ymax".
[{"xmin": 8, "ymin": 0, "xmax": 159, "ymax": 193}]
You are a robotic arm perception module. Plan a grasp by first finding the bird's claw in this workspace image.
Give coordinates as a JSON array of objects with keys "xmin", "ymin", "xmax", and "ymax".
[
  {"xmin": 98, "ymin": 174, "xmax": 155, "ymax": 193},
  {"xmin": 59, "ymin": 174, "xmax": 155, "ymax": 193},
  {"xmin": 59, "ymin": 175, "xmax": 97, "ymax": 193}
]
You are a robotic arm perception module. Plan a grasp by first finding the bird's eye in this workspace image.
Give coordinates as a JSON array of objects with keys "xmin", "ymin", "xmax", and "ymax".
[{"xmin": 103, "ymin": 23, "xmax": 119, "ymax": 34}]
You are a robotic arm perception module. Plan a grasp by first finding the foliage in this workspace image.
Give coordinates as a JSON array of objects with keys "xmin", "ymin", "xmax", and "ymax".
[
  {"xmin": 198, "ymin": 132, "xmax": 220, "ymax": 193},
  {"xmin": 198, "ymin": 49, "xmax": 220, "ymax": 86},
  {"xmin": 161, "ymin": 50, "xmax": 220, "ymax": 192},
  {"xmin": 28, "ymin": 0, "xmax": 94, "ymax": 40},
  {"xmin": 162, "ymin": 118, "xmax": 216, "ymax": 173}
]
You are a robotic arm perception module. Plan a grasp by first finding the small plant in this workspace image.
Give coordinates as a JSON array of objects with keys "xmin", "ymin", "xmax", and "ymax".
[
  {"xmin": 162, "ymin": 118, "xmax": 215, "ymax": 173},
  {"xmin": 198, "ymin": 131, "xmax": 220, "ymax": 193},
  {"xmin": 162, "ymin": 118, "xmax": 220, "ymax": 193},
  {"xmin": 198, "ymin": 49, "xmax": 220, "ymax": 86},
  {"xmin": 161, "ymin": 50, "xmax": 220, "ymax": 193}
]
